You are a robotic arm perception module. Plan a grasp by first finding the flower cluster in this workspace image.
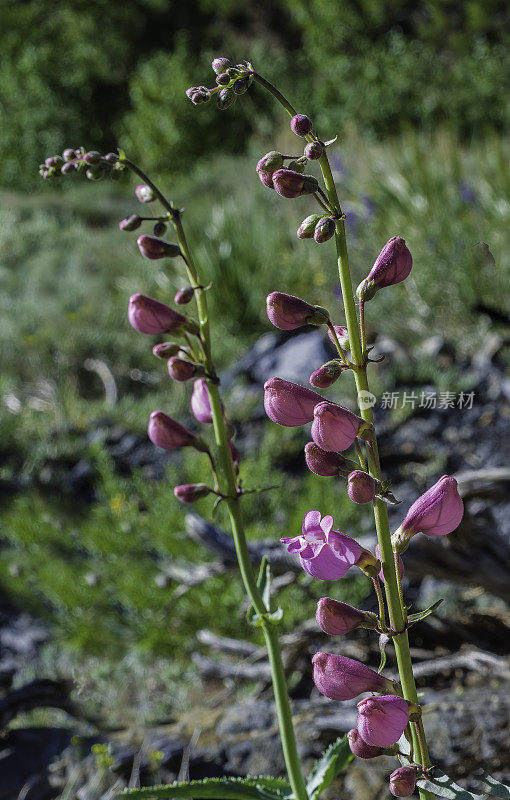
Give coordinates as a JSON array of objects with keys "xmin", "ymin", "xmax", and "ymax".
[
  {"xmin": 39, "ymin": 148, "xmax": 124, "ymax": 182},
  {"xmin": 186, "ymin": 58, "xmax": 254, "ymax": 111}
]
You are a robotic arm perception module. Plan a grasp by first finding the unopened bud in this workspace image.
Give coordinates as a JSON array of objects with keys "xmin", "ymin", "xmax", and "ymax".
[
  {"xmin": 148, "ymin": 410, "xmax": 208, "ymax": 452},
  {"xmin": 217, "ymin": 88, "xmax": 236, "ymax": 110},
  {"xmin": 290, "ymin": 113, "xmax": 313, "ymax": 137},
  {"xmin": 153, "ymin": 221, "xmax": 167, "ymax": 236},
  {"xmin": 309, "ymin": 360, "xmax": 345, "ymax": 388},
  {"xmin": 174, "ymin": 483, "xmax": 213, "ymax": 503},
  {"xmin": 314, "ymin": 217, "xmax": 336, "ymax": 243},
  {"xmin": 257, "ymin": 151, "xmax": 284, "ymax": 173},
  {"xmin": 61, "ymin": 162, "xmax": 77, "ymax": 174},
  {"xmin": 304, "ymin": 442, "xmax": 352, "ymax": 477},
  {"xmin": 215, "ymin": 72, "xmax": 230, "ymax": 85},
  {"xmin": 356, "ymin": 548, "xmax": 381, "ymax": 578},
  {"xmin": 389, "ymin": 767, "xmax": 417, "ymax": 797},
  {"xmin": 356, "ymin": 278, "xmax": 378, "ymax": 301},
  {"xmin": 167, "ymin": 357, "xmax": 199, "ymax": 382},
  {"xmin": 128, "ymin": 293, "xmax": 189, "ymax": 335},
  {"xmin": 137, "ymin": 234, "xmax": 181, "ymax": 260},
  {"xmin": 316, "ymin": 598, "xmax": 378, "ymax": 636},
  {"xmin": 174, "ymin": 286, "xmax": 195, "ymax": 305},
  {"xmin": 153, "ymin": 342, "xmax": 182, "ymax": 359},
  {"xmin": 347, "ymin": 471, "xmax": 376, "ymax": 504},
  {"xmin": 86, "ymin": 167, "xmax": 103, "ymax": 181},
  {"xmin": 286, "ymin": 159, "xmax": 305, "ymax": 174},
  {"xmin": 266, "ymin": 292, "xmax": 329, "ymax": 330},
  {"xmin": 347, "ymin": 729, "xmax": 383, "ymax": 759},
  {"xmin": 233, "ymin": 77, "xmax": 249, "ymax": 95},
  {"xmin": 135, "ymin": 184, "xmax": 155, "ymax": 203},
  {"xmin": 304, "ymin": 141, "xmax": 324, "ymax": 160},
  {"xmin": 212, "ymin": 57, "xmax": 231, "ymax": 74},
  {"xmin": 84, "ymin": 151, "xmax": 101, "ymax": 165},
  {"xmin": 297, "ymin": 214, "xmax": 324, "ymax": 239},
  {"xmin": 62, "ymin": 148, "xmax": 77, "ymax": 161},
  {"xmin": 272, "ymin": 169, "xmax": 319, "ymax": 199},
  {"xmin": 119, "ymin": 214, "xmax": 142, "ymax": 232}
]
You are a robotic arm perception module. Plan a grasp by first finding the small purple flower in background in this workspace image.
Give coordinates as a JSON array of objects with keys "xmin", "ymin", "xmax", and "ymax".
[
  {"xmin": 128, "ymin": 294, "xmax": 188, "ymax": 335},
  {"xmin": 174, "ymin": 483, "xmax": 212, "ymax": 503},
  {"xmin": 389, "ymin": 766, "xmax": 418, "ymax": 797},
  {"xmin": 329, "ymin": 152, "xmax": 347, "ymax": 178},
  {"xmin": 191, "ymin": 378, "xmax": 213, "ymax": 423},
  {"xmin": 362, "ymin": 195, "xmax": 375, "ymax": 219},
  {"xmin": 460, "ymin": 182, "xmax": 476, "ymax": 204},
  {"xmin": 316, "ymin": 597, "xmax": 378, "ymax": 635},
  {"xmin": 344, "ymin": 209, "xmax": 359, "ymax": 237},
  {"xmin": 266, "ymin": 292, "xmax": 329, "ymax": 330},
  {"xmin": 356, "ymin": 695, "xmax": 410, "ymax": 747},
  {"xmin": 312, "ymin": 652, "xmax": 395, "ymax": 700},
  {"xmin": 281, "ymin": 510, "xmax": 362, "ymax": 580},
  {"xmin": 264, "ymin": 378, "xmax": 324, "ymax": 426},
  {"xmin": 148, "ymin": 410, "xmax": 205, "ymax": 451},
  {"xmin": 347, "ymin": 729, "xmax": 383, "ymax": 759},
  {"xmin": 398, "ymin": 475, "xmax": 464, "ymax": 538},
  {"xmin": 311, "ymin": 401, "xmax": 364, "ymax": 452}
]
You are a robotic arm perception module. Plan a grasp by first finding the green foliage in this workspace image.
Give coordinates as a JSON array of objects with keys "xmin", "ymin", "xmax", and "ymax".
[
  {"xmin": 306, "ymin": 736, "xmax": 353, "ymax": 800},
  {"xmin": 117, "ymin": 775, "xmax": 293, "ymax": 799}
]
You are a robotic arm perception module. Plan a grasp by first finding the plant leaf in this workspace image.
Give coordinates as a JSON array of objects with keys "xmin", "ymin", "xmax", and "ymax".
[
  {"xmin": 378, "ymin": 632, "xmax": 390, "ymax": 672},
  {"xmin": 417, "ymin": 768, "xmax": 490, "ymax": 799},
  {"xmin": 116, "ymin": 147, "xmax": 126, "ymax": 162},
  {"xmin": 247, "ymin": 557, "xmax": 283, "ymax": 627},
  {"xmin": 407, "ymin": 598, "xmax": 444, "ymax": 626},
  {"xmin": 477, "ymin": 772, "xmax": 510, "ymax": 798},
  {"xmin": 116, "ymin": 775, "xmax": 293, "ymax": 800},
  {"xmin": 306, "ymin": 735, "xmax": 353, "ymax": 800}
]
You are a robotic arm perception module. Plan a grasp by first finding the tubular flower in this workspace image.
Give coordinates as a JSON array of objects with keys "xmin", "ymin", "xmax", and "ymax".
[
  {"xmin": 148, "ymin": 411, "xmax": 205, "ymax": 451},
  {"xmin": 191, "ymin": 378, "xmax": 213, "ymax": 423},
  {"xmin": 281, "ymin": 510, "xmax": 362, "ymax": 580},
  {"xmin": 266, "ymin": 292, "xmax": 328, "ymax": 330},
  {"xmin": 316, "ymin": 598, "xmax": 378, "ymax": 636},
  {"xmin": 311, "ymin": 401, "xmax": 365, "ymax": 451},
  {"xmin": 312, "ymin": 653, "xmax": 395, "ymax": 701},
  {"xmin": 399, "ymin": 474, "xmax": 464, "ymax": 538},
  {"xmin": 357, "ymin": 695, "xmax": 410, "ymax": 747},
  {"xmin": 264, "ymin": 378, "xmax": 324, "ymax": 427},
  {"xmin": 128, "ymin": 294, "xmax": 188, "ymax": 335}
]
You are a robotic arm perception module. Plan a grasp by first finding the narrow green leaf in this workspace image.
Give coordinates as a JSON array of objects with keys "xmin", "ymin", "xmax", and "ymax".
[
  {"xmin": 247, "ymin": 557, "xmax": 276, "ymax": 626},
  {"xmin": 417, "ymin": 769, "xmax": 488, "ymax": 799},
  {"xmin": 117, "ymin": 775, "xmax": 293, "ymax": 800},
  {"xmin": 306, "ymin": 735, "xmax": 353, "ymax": 800},
  {"xmin": 378, "ymin": 633, "xmax": 390, "ymax": 672},
  {"xmin": 407, "ymin": 598, "xmax": 444, "ymax": 626},
  {"xmin": 116, "ymin": 147, "xmax": 126, "ymax": 161},
  {"xmin": 477, "ymin": 772, "xmax": 510, "ymax": 798}
]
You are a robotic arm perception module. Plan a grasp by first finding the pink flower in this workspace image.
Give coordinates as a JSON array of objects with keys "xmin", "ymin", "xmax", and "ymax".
[
  {"xmin": 309, "ymin": 360, "xmax": 345, "ymax": 388},
  {"xmin": 191, "ymin": 378, "xmax": 213, "ymax": 423},
  {"xmin": 316, "ymin": 598, "xmax": 377, "ymax": 636},
  {"xmin": 368, "ymin": 236, "xmax": 412, "ymax": 288},
  {"xmin": 327, "ymin": 325, "xmax": 349, "ymax": 347},
  {"xmin": 389, "ymin": 766, "xmax": 418, "ymax": 797},
  {"xmin": 137, "ymin": 234, "xmax": 181, "ymax": 260},
  {"xmin": 167, "ymin": 357, "xmax": 196, "ymax": 382},
  {"xmin": 174, "ymin": 483, "xmax": 212, "ymax": 503},
  {"xmin": 135, "ymin": 184, "xmax": 154, "ymax": 203},
  {"xmin": 128, "ymin": 294, "xmax": 187, "ymax": 335},
  {"xmin": 281, "ymin": 510, "xmax": 362, "ymax": 580},
  {"xmin": 266, "ymin": 292, "xmax": 328, "ymax": 330},
  {"xmin": 264, "ymin": 378, "xmax": 324, "ymax": 427},
  {"xmin": 357, "ymin": 695, "xmax": 410, "ymax": 747},
  {"xmin": 272, "ymin": 169, "xmax": 319, "ymax": 198},
  {"xmin": 311, "ymin": 401, "xmax": 364, "ymax": 451},
  {"xmin": 400, "ymin": 475, "xmax": 464, "ymax": 537},
  {"xmin": 148, "ymin": 410, "xmax": 203, "ymax": 451},
  {"xmin": 312, "ymin": 653, "xmax": 395, "ymax": 701},
  {"xmin": 304, "ymin": 442, "xmax": 350, "ymax": 477},
  {"xmin": 347, "ymin": 470, "xmax": 376, "ymax": 504},
  {"xmin": 347, "ymin": 729, "xmax": 383, "ymax": 759}
]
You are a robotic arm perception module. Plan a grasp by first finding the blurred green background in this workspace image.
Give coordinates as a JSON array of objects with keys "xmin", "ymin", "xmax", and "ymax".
[{"xmin": 0, "ymin": 0, "xmax": 509, "ymax": 720}]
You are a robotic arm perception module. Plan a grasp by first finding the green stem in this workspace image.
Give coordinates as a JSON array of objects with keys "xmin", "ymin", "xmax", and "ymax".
[
  {"xmin": 354, "ymin": 439, "xmax": 368, "ymax": 472},
  {"xmin": 372, "ymin": 576, "xmax": 386, "ymax": 629}
]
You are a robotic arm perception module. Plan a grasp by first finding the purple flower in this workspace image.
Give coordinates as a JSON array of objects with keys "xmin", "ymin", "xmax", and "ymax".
[
  {"xmin": 137, "ymin": 234, "xmax": 181, "ymax": 260},
  {"xmin": 119, "ymin": 215, "xmax": 142, "ymax": 231},
  {"xmin": 312, "ymin": 653, "xmax": 395, "ymax": 701},
  {"xmin": 191, "ymin": 378, "xmax": 213, "ymax": 423},
  {"xmin": 174, "ymin": 286, "xmax": 195, "ymax": 305},
  {"xmin": 347, "ymin": 729, "xmax": 383, "ymax": 759},
  {"xmin": 297, "ymin": 214, "xmax": 324, "ymax": 239},
  {"xmin": 358, "ymin": 237, "xmax": 412, "ymax": 299},
  {"xmin": 266, "ymin": 292, "xmax": 328, "ymax": 330},
  {"xmin": 314, "ymin": 217, "xmax": 336, "ymax": 244},
  {"xmin": 174, "ymin": 483, "xmax": 212, "ymax": 503},
  {"xmin": 264, "ymin": 378, "xmax": 324, "ymax": 427},
  {"xmin": 304, "ymin": 141, "xmax": 323, "ymax": 160},
  {"xmin": 347, "ymin": 471, "xmax": 376, "ymax": 504},
  {"xmin": 357, "ymin": 695, "xmax": 410, "ymax": 747},
  {"xmin": 281, "ymin": 510, "xmax": 362, "ymax": 580},
  {"xmin": 148, "ymin": 410, "xmax": 204, "ymax": 451},
  {"xmin": 389, "ymin": 766, "xmax": 418, "ymax": 797},
  {"xmin": 272, "ymin": 169, "xmax": 319, "ymax": 199},
  {"xmin": 128, "ymin": 294, "xmax": 188, "ymax": 335},
  {"xmin": 152, "ymin": 342, "xmax": 182, "ymax": 359},
  {"xmin": 400, "ymin": 475, "xmax": 464, "ymax": 538},
  {"xmin": 311, "ymin": 401, "xmax": 364, "ymax": 451},
  {"xmin": 211, "ymin": 57, "xmax": 231, "ymax": 74},
  {"xmin": 327, "ymin": 324, "xmax": 349, "ymax": 348},
  {"xmin": 290, "ymin": 113, "xmax": 313, "ymax": 137},
  {"xmin": 309, "ymin": 360, "xmax": 345, "ymax": 388},
  {"xmin": 304, "ymin": 442, "xmax": 350, "ymax": 477},
  {"xmin": 167, "ymin": 357, "xmax": 196, "ymax": 382},
  {"xmin": 316, "ymin": 597, "xmax": 377, "ymax": 636}
]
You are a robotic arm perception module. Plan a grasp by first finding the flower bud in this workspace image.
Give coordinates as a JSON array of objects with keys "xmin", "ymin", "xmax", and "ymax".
[
  {"xmin": 272, "ymin": 169, "xmax": 319, "ymax": 199},
  {"xmin": 314, "ymin": 217, "xmax": 336, "ymax": 243},
  {"xmin": 191, "ymin": 378, "xmax": 213, "ymax": 423},
  {"xmin": 357, "ymin": 237, "xmax": 412, "ymax": 298},
  {"xmin": 212, "ymin": 57, "xmax": 231, "ymax": 74},
  {"xmin": 61, "ymin": 162, "xmax": 77, "ymax": 174},
  {"xmin": 304, "ymin": 442, "xmax": 352, "ymax": 477},
  {"xmin": 356, "ymin": 279, "xmax": 378, "ymax": 301},
  {"xmin": 290, "ymin": 113, "xmax": 313, "ymax": 137},
  {"xmin": 309, "ymin": 360, "xmax": 345, "ymax": 388},
  {"xmin": 148, "ymin": 410, "xmax": 206, "ymax": 451},
  {"xmin": 137, "ymin": 234, "xmax": 181, "ymax": 260},
  {"xmin": 153, "ymin": 342, "xmax": 182, "ymax": 359},
  {"xmin": 311, "ymin": 401, "xmax": 364, "ymax": 452},
  {"xmin": 304, "ymin": 141, "xmax": 323, "ymax": 160},
  {"xmin": 264, "ymin": 378, "xmax": 323, "ymax": 427},
  {"xmin": 389, "ymin": 767, "xmax": 417, "ymax": 797},
  {"xmin": 233, "ymin": 77, "xmax": 249, "ymax": 94},
  {"xmin": 167, "ymin": 357, "xmax": 197, "ymax": 382},
  {"xmin": 62, "ymin": 148, "xmax": 77, "ymax": 161},
  {"xmin": 135, "ymin": 184, "xmax": 155, "ymax": 203},
  {"xmin": 347, "ymin": 471, "xmax": 376, "ymax": 504},
  {"xmin": 399, "ymin": 475, "xmax": 464, "ymax": 538},
  {"xmin": 84, "ymin": 151, "xmax": 101, "ymax": 165},
  {"xmin": 174, "ymin": 286, "xmax": 195, "ymax": 305},
  {"xmin": 257, "ymin": 151, "xmax": 284, "ymax": 174},
  {"xmin": 347, "ymin": 729, "xmax": 383, "ymax": 759},
  {"xmin": 104, "ymin": 152, "xmax": 118, "ymax": 164},
  {"xmin": 186, "ymin": 86, "xmax": 198, "ymax": 99},
  {"xmin": 316, "ymin": 598, "xmax": 378, "ymax": 636},
  {"xmin": 128, "ymin": 293, "xmax": 188, "ymax": 335},
  {"xmin": 312, "ymin": 653, "xmax": 395, "ymax": 701},
  {"xmin": 286, "ymin": 159, "xmax": 305, "ymax": 174},
  {"xmin": 86, "ymin": 167, "xmax": 103, "ymax": 181},
  {"xmin": 174, "ymin": 483, "xmax": 212, "ymax": 503},
  {"xmin": 119, "ymin": 214, "xmax": 142, "ymax": 232},
  {"xmin": 217, "ymin": 88, "xmax": 236, "ymax": 110},
  {"xmin": 153, "ymin": 221, "xmax": 167, "ymax": 236},
  {"xmin": 266, "ymin": 292, "xmax": 329, "ymax": 330},
  {"xmin": 215, "ymin": 72, "xmax": 230, "ymax": 85},
  {"xmin": 357, "ymin": 696, "xmax": 410, "ymax": 747},
  {"xmin": 257, "ymin": 170, "xmax": 275, "ymax": 189},
  {"xmin": 297, "ymin": 214, "xmax": 325, "ymax": 239},
  {"xmin": 328, "ymin": 325, "xmax": 349, "ymax": 348}
]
